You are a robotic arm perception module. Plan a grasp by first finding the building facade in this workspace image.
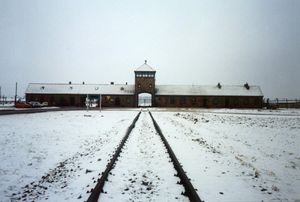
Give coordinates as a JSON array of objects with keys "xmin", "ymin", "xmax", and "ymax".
[{"xmin": 25, "ymin": 61, "xmax": 264, "ymax": 108}]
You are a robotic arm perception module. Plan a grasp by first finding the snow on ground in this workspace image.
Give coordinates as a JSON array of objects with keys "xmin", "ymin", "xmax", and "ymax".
[
  {"xmin": 1, "ymin": 108, "xmax": 299, "ymax": 202},
  {"xmin": 0, "ymin": 110, "xmax": 138, "ymax": 201},
  {"xmin": 152, "ymin": 109, "xmax": 300, "ymax": 201},
  {"xmin": 0, "ymin": 105, "xmax": 15, "ymax": 110},
  {"xmin": 151, "ymin": 107, "xmax": 300, "ymax": 116},
  {"xmin": 100, "ymin": 111, "xmax": 188, "ymax": 202},
  {"xmin": 0, "ymin": 106, "xmax": 59, "ymax": 111}
]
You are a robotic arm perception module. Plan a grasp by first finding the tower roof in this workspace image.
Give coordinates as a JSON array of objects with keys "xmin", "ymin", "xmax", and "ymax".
[{"xmin": 135, "ymin": 60, "xmax": 156, "ymax": 72}]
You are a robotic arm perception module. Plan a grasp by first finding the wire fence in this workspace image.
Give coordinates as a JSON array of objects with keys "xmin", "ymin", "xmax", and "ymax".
[
  {"xmin": 0, "ymin": 96, "xmax": 25, "ymax": 106},
  {"xmin": 264, "ymin": 98, "xmax": 300, "ymax": 109}
]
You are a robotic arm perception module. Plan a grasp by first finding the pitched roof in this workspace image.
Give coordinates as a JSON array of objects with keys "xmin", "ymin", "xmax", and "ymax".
[
  {"xmin": 155, "ymin": 85, "xmax": 263, "ymax": 97},
  {"xmin": 135, "ymin": 60, "xmax": 156, "ymax": 72},
  {"xmin": 26, "ymin": 83, "xmax": 263, "ymax": 97},
  {"xmin": 25, "ymin": 83, "xmax": 135, "ymax": 95}
]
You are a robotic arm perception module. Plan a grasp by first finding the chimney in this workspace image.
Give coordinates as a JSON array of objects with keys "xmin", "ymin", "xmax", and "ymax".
[{"xmin": 244, "ymin": 83, "xmax": 250, "ymax": 90}]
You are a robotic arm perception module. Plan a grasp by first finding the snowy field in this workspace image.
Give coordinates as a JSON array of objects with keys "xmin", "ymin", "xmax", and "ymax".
[
  {"xmin": 0, "ymin": 106, "xmax": 59, "ymax": 111},
  {"xmin": 0, "ymin": 104, "xmax": 15, "ymax": 110},
  {"xmin": 0, "ymin": 108, "xmax": 299, "ymax": 201},
  {"xmin": 0, "ymin": 110, "xmax": 138, "ymax": 201},
  {"xmin": 153, "ymin": 109, "xmax": 300, "ymax": 201}
]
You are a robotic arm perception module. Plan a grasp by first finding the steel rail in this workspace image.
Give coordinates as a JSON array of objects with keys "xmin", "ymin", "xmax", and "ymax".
[
  {"xmin": 87, "ymin": 111, "xmax": 141, "ymax": 202},
  {"xmin": 87, "ymin": 111, "xmax": 202, "ymax": 202},
  {"xmin": 149, "ymin": 111, "xmax": 203, "ymax": 202}
]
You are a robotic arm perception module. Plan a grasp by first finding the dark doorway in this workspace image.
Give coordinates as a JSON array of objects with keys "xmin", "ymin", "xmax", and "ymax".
[
  {"xmin": 70, "ymin": 97, "xmax": 75, "ymax": 106},
  {"xmin": 115, "ymin": 97, "xmax": 120, "ymax": 106},
  {"xmin": 80, "ymin": 96, "xmax": 86, "ymax": 107},
  {"xmin": 59, "ymin": 97, "xmax": 65, "ymax": 106},
  {"xmin": 50, "ymin": 96, "xmax": 55, "ymax": 105},
  {"xmin": 225, "ymin": 98, "xmax": 229, "ymax": 108},
  {"xmin": 203, "ymin": 98, "xmax": 207, "ymax": 108}
]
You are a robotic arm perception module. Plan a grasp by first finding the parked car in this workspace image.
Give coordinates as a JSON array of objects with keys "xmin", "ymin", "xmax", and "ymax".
[
  {"xmin": 15, "ymin": 102, "xmax": 32, "ymax": 108},
  {"xmin": 28, "ymin": 101, "xmax": 43, "ymax": 108},
  {"xmin": 41, "ymin": 102, "xmax": 48, "ymax": 107}
]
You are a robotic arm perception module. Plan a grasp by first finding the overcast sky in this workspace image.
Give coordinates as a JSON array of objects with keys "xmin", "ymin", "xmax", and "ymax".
[{"xmin": 0, "ymin": 0, "xmax": 299, "ymax": 99}]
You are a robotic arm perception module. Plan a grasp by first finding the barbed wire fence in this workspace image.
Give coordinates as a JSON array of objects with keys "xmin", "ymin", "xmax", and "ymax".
[{"xmin": 264, "ymin": 98, "xmax": 300, "ymax": 109}]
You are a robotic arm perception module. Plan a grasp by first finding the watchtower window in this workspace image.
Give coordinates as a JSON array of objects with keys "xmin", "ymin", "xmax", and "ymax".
[{"xmin": 135, "ymin": 72, "xmax": 155, "ymax": 78}]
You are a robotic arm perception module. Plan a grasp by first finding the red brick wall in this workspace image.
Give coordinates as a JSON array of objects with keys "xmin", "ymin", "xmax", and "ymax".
[
  {"xmin": 26, "ymin": 94, "xmax": 135, "ymax": 107},
  {"xmin": 155, "ymin": 95, "xmax": 263, "ymax": 108},
  {"xmin": 26, "ymin": 94, "xmax": 263, "ymax": 108}
]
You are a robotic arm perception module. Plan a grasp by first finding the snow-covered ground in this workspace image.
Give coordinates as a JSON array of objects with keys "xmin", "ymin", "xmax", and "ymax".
[
  {"xmin": 0, "ymin": 106, "xmax": 59, "ymax": 111},
  {"xmin": 152, "ymin": 109, "xmax": 300, "ymax": 201},
  {"xmin": 0, "ymin": 104, "xmax": 15, "ymax": 110},
  {"xmin": 0, "ymin": 108, "xmax": 299, "ymax": 202},
  {"xmin": 0, "ymin": 110, "xmax": 138, "ymax": 201},
  {"xmin": 100, "ymin": 111, "xmax": 187, "ymax": 202}
]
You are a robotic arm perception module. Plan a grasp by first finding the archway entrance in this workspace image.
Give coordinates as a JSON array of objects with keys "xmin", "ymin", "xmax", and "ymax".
[{"xmin": 138, "ymin": 93, "xmax": 152, "ymax": 107}]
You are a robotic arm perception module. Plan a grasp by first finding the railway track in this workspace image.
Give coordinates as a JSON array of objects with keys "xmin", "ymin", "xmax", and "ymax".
[{"xmin": 87, "ymin": 110, "xmax": 202, "ymax": 202}]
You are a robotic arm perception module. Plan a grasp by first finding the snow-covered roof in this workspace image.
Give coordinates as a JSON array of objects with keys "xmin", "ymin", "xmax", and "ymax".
[
  {"xmin": 26, "ymin": 83, "xmax": 263, "ymax": 97},
  {"xmin": 156, "ymin": 85, "xmax": 263, "ymax": 97},
  {"xmin": 26, "ymin": 83, "xmax": 135, "ymax": 95},
  {"xmin": 135, "ymin": 60, "xmax": 156, "ymax": 72}
]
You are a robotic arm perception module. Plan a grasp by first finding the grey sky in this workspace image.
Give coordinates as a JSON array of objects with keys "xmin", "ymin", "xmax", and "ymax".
[{"xmin": 0, "ymin": 0, "xmax": 299, "ymax": 99}]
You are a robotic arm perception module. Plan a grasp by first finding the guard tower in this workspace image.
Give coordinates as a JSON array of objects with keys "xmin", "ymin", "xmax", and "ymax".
[{"xmin": 134, "ymin": 60, "xmax": 156, "ymax": 107}]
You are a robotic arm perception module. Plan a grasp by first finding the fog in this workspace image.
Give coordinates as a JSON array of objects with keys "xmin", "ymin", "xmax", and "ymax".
[{"xmin": 0, "ymin": 0, "xmax": 299, "ymax": 99}]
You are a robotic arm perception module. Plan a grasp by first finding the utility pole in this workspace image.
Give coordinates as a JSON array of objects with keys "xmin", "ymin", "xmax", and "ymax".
[
  {"xmin": 0, "ymin": 86, "xmax": 1, "ymax": 105},
  {"xmin": 15, "ymin": 82, "xmax": 18, "ymax": 106},
  {"xmin": 99, "ymin": 94, "xmax": 102, "ymax": 112}
]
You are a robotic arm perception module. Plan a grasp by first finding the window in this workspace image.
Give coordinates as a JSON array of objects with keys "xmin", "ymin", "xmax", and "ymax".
[{"xmin": 105, "ymin": 96, "xmax": 111, "ymax": 102}]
